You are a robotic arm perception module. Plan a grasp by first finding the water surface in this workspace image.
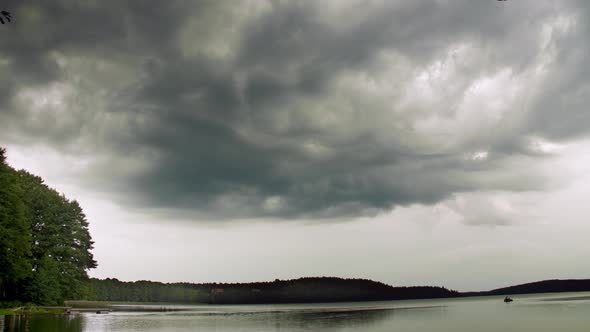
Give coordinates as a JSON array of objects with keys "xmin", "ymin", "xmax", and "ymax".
[{"xmin": 3, "ymin": 292, "xmax": 590, "ymax": 331}]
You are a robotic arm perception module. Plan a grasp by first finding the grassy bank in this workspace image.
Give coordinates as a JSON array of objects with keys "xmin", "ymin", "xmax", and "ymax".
[
  {"xmin": 0, "ymin": 301, "xmax": 113, "ymax": 316},
  {"xmin": 0, "ymin": 308, "xmax": 15, "ymax": 315},
  {"xmin": 0, "ymin": 306, "xmax": 68, "ymax": 315}
]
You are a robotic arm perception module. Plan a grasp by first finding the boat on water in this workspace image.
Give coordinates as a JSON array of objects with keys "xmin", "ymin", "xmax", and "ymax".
[{"xmin": 504, "ymin": 296, "xmax": 513, "ymax": 303}]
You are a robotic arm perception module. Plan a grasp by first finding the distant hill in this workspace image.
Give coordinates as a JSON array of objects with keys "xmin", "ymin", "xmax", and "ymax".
[
  {"xmin": 463, "ymin": 279, "xmax": 590, "ymax": 297},
  {"xmin": 87, "ymin": 277, "xmax": 459, "ymax": 304}
]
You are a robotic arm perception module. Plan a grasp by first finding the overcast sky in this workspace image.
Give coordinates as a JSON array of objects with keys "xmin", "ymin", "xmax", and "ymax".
[{"xmin": 2, "ymin": 0, "xmax": 590, "ymax": 291}]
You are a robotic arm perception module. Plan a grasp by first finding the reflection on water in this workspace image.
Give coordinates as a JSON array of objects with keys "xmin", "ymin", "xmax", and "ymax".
[
  {"xmin": 268, "ymin": 306, "xmax": 447, "ymax": 331},
  {"xmin": 2, "ymin": 292, "xmax": 590, "ymax": 332},
  {"xmin": 81, "ymin": 306, "xmax": 412, "ymax": 332},
  {"xmin": 246, "ymin": 308, "xmax": 396, "ymax": 331},
  {"xmin": 2, "ymin": 314, "xmax": 83, "ymax": 332},
  {"xmin": 541, "ymin": 296, "xmax": 590, "ymax": 302}
]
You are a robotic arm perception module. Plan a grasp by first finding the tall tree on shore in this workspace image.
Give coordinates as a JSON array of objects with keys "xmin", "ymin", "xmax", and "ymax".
[
  {"xmin": 17, "ymin": 170, "xmax": 97, "ymax": 301},
  {"xmin": 0, "ymin": 148, "xmax": 31, "ymax": 301},
  {"xmin": 0, "ymin": 147, "xmax": 97, "ymax": 304}
]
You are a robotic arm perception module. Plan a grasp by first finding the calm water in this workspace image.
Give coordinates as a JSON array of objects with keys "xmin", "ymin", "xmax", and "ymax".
[{"xmin": 3, "ymin": 292, "xmax": 590, "ymax": 331}]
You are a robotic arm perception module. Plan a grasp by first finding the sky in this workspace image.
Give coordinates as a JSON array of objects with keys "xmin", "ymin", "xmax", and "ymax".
[{"xmin": 1, "ymin": 0, "xmax": 590, "ymax": 292}]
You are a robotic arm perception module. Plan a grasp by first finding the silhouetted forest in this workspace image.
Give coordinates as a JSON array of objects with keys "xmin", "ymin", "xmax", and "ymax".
[
  {"xmin": 87, "ymin": 277, "xmax": 460, "ymax": 304},
  {"xmin": 87, "ymin": 277, "xmax": 590, "ymax": 304},
  {"xmin": 0, "ymin": 148, "xmax": 97, "ymax": 306},
  {"xmin": 464, "ymin": 279, "xmax": 590, "ymax": 297}
]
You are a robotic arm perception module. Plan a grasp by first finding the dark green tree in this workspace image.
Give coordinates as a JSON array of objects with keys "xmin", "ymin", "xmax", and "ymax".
[
  {"xmin": 25, "ymin": 255, "xmax": 62, "ymax": 305},
  {"xmin": 0, "ymin": 148, "xmax": 31, "ymax": 301},
  {"xmin": 17, "ymin": 170, "xmax": 97, "ymax": 302},
  {"xmin": 0, "ymin": 147, "xmax": 97, "ymax": 305}
]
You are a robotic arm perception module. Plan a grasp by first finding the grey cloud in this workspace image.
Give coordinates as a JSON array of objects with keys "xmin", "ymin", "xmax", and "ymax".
[
  {"xmin": 526, "ymin": 20, "xmax": 590, "ymax": 138},
  {"xmin": 1, "ymin": 0, "xmax": 588, "ymax": 220}
]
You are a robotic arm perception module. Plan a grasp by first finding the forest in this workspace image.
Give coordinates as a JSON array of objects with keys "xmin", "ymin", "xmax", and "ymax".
[
  {"xmin": 87, "ymin": 277, "xmax": 460, "ymax": 304},
  {"xmin": 0, "ymin": 147, "xmax": 97, "ymax": 306},
  {"xmin": 463, "ymin": 279, "xmax": 590, "ymax": 297}
]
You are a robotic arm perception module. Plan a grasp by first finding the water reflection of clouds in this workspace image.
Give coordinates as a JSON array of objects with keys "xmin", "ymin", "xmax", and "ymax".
[
  {"xmin": 269, "ymin": 306, "xmax": 447, "ymax": 331},
  {"xmin": 271, "ymin": 308, "xmax": 396, "ymax": 330},
  {"xmin": 541, "ymin": 296, "xmax": 590, "ymax": 302},
  {"xmin": 0, "ymin": 305, "xmax": 447, "ymax": 332},
  {"xmin": 2, "ymin": 314, "xmax": 84, "ymax": 332}
]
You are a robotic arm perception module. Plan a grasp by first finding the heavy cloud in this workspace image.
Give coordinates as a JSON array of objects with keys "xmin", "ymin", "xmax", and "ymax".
[{"xmin": 1, "ymin": 0, "xmax": 587, "ymax": 219}]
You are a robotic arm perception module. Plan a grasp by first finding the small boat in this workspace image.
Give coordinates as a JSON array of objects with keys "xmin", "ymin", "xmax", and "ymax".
[{"xmin": 504, "ymin": 296, "xmax": 513, "ymax": 303}]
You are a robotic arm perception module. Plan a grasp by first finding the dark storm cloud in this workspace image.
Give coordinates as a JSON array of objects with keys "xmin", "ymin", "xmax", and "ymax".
[{"xmin": 1, "ymin": 0, "xmax": 587, "ymax": 219}]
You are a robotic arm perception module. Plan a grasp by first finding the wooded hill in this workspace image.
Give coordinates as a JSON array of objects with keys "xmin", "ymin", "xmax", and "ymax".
[
  {"xmin": 87, "ymin": 277, "xmax": 460, "ymax": 304},
  {"xmin": 464, "ymin": 279, "xmax": 590, "ymax": 297}
]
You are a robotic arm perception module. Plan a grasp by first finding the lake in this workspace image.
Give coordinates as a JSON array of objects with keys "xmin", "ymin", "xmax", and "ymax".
[{"xmin": 2, "ymin": 292, "xmax": 590, "ymax": 331}]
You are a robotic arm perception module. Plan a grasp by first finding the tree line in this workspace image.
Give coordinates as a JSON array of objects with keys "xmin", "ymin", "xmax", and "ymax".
[
  {"xmin": 0, "ymin": 147, "xmax": 97, "ymax": 306},
  {"xmin": 462, "ymin": 279, "xmax": 590, "ymax": 297},
  {"xmin": 86, "ymin": 277, "xmax": 460, "ymax": 304}
]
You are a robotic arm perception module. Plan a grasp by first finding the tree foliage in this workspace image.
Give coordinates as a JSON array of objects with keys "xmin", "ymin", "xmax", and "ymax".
[
  {"xmin": 87, "ymin": 277, "xmax": 460, "ymax": 304},
  {"xmin": 0, "ymin": 148, "xmax": 31, "ymax": 301},
  {"xmin": 0, "ymin": 147, "xmax": 97, "ymax": 305}
]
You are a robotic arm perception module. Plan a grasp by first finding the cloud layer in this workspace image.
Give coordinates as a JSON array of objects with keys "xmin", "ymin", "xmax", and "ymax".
[{"xmin": 1, "ymin": 0, "xmax": 588, "ymax": 219}]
